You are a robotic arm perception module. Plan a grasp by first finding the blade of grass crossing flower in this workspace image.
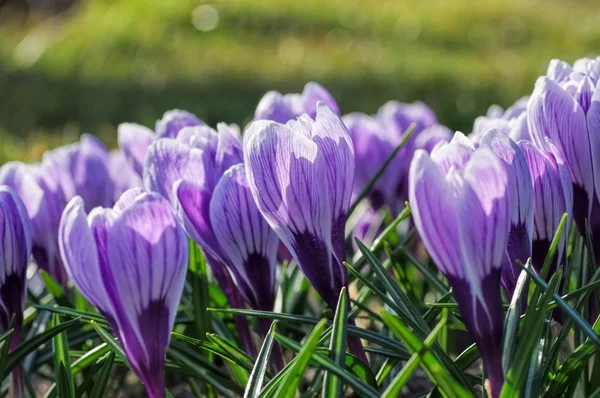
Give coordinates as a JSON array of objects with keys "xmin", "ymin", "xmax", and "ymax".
[
  {"xmin": 521, "ymin": 265, "xmax": 600, "ymax": 345},
  {"xmin": 4, "ymin": 317, "xmax": 81, "ymax": 377},
  {"xmin": 540, "ymin": 213, "xmax": 568, "ymax": 280},
  {"xmin": 33, "ymin": 305, "xmax": 108, "ymax": 325},
  {"xmin": 52, "ymin": 314, "xmax": 76, "ymax": 398},
  {"xmin": 244, "ymin": 321, "xmax": 278, "ymax": 398},
  {"xmin": 209, "ymin": 308, "xmax": 409, "ymax": 357},
  {"xmin": 522, "ymin": 314, "xmax": 550, "ymax": 398},
  {"xmin": 189, "ymin": 241, "xmax": 211, "ymax": 338},
  {"xmin": 89, "ymin": 321, "xmax": 129, "ymax": 367},
  {"xmin": 356, "ymin": 239, "xmax": 427, "ymax": 332},
  {"xmin": 382, "ymin": 317, "xmax": 447, "ymax": 398},
  {"xmin": 348, "ymin": 124, "xmax": 416, "ymax": 217},
  {"xmin": 380, "ymin": 310, "xmax": 471, "ymax": 398},
  {"xmin": 70, "ymin": 343, "xmax": 111, "ymax": 375},
  {"xmin": 274, "ymin": 333, "xmax": 380, "ymax": 398},
  {"xmin": 323, "ymin": 288, "xmax": 348, "ymax": 398},
  {"xmin": 273, "ymin": 319, "xmax": 327, "ymax": 398},
  {"xmin": 503, "ymin": 265, "xmax": 530, "ymax": 375},
  {"xmin": 545, "ymin": 315, "xmax": 600, "ymax": 397},
  {"xmin": 501, "ymin": 271, "xmax": 561, "ymax": 397},
  {"xmin": 89, "ymin": 352, "xmax": 115, "ymax": 398},
  {"xmin": 168, "ymin": 349, "xmax": 240, "ymax": 397}
]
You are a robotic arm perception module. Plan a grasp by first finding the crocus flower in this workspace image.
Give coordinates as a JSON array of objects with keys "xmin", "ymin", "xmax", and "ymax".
[
  {"xmin": 0, "ymin": 185, "xmax": 31, "ymax": 330},
  {"xmin": 155, "ymin": 109, "xmax": 206, "ymax": 139},
  {"xmin": 0, "ymin": 186, "xmax": 32, "ymax": 398},
  {"xmin": 119, "ymin": 111, "xmax": 205, "ymax": 176},
  {"xmin": 343, "ymin": 112, "xmax": 404, "ymax": 210},
  {"xmin": 108, "ymin": 150, "xmax": 143, "ymax": 201},
  {"xmin": 472, "ymin": 97, "xmax": 531, "ymax": 144},
  {"xmin": 478, "ymin": 130, "xmax": 534, "ymax": 298},
  {"xmin": 528, "ymin": 57, "xmax": 600, "ymax": 259},
  {"xmin": 519, "ymin": 140, "xmax": 573, "ymax": 274},
  {"xmin": 144, "ymin": 123, "xmax": 263, "ymax": 353},
  {"xmin": 244, "ymin": 103, "xmax": 353, "ymax": 310},
  {"xmin": 43, "ymin": 134, "xmax": 114, "ymax": 211},
  {"xmin": 255, "ymin": 82, "xmax": 339, "ymax": 124},
  {"xmin": 0, "ymin": 162, "xmax": 69, "ymax": 285},
  {"xmin": 409, "ymin": 138, "xmax": 510, "ymax": 397},
  {"xmin": 343, "ymin": 106, "xmax": 451, "ymax": 213},
  {"xmin": 59, "ymin": 190, "xmax": 188, "ymax": 398},
  {"xmin": 118, "ymin": 123, "xmax": 158, "ymax": 176}
]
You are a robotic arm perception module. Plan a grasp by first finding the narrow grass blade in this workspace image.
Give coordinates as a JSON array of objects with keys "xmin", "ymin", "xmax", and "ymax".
[
  {"xmin": 89, "ymin": 321, "xmax": 129, "ymax": 367},
  {"xmin": 89, "ymin": 352, "xmax": 115, "ymax": 398},
  {"xmin": 52, "ymin": 314, "xmax": 76, "ymax": 398},
  {"xmin": 273, "ymin": 319, "xmax": 327, "ymax": 398},
  {"xmin": 501, "ymin": 271, "xmax": 561, "ymax": 397},
  {"xmin": 323, "ymin": 288, "xmax": 348, "ymax": 398},
  {"xmin": 4, "ymin": 317, "xmax": 80, "ymax": 376},
  {"xmin": 189, "ymin": 241, "xmax": 211, "ymax": 338},
  {"xmin": 382, "ymin": 317, "xmax": 447, "ymax": 397},
  {"xmin": 348, "ymin": 123, "xmax": 415, "ymax": 217},
  {"xmin": 34, "ymin": 305, "xmax": 108, "ymax": 325},
  {"xmin": 380, "ymin": 310, "xmax": 471, "ymax": 398},
  {"xmin": 274, "ymin": 333, "xmax": 380, "ymax": 398},
  {"xmin": 503, "ymin": 265, "xmax": 530, "ymax": 374},
  {"xmin": 244, "ymin": 321, "xmax": 277, "ymax": 398}
]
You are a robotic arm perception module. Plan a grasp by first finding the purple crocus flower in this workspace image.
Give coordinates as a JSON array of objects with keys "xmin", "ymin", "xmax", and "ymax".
[
  {"xmin": 0, "ymin": 162, "xmax": 69, "ymax": 285},
  {"xmin": 255, "ymin": 82, "xmax": 339, "ymax": 124},
  {"xmin": 118, "ymin": 123, "xmax": 158, "ymax": 176},
  {"xmin": 343, "ymin": 106, "xmax": 451, "ymax": 213},
  {"xmin": 43, "ymin": 134, "xmax": 114, "ymax": 211},
  {"xmin": 519, "ymin": 140, "xmax": 573, "ymax": 274},
  {"xmin": 108, "ymin": 150, "xmax": 143, "ymax": 202},
  {"xmin": 472, "ymin": 97, "xmax": 531, "ymax": 144},
  {"xmin": 59, "ymin": 190, "xmax": 188, "ymax": 398},
  {"xmin": 528, "ymin": 57, "xmax": 600, "ymax": 258},
  {"xmin": 144, "ymin": 123, "xmax": 269, "ymax": 353},
  {"xmin": 410, "ymin": 140, "xmax": 510, "ymax": 397},
  {"xmin": 244, "ymin": 102, "xmax": 353, "ymax": 310},
  {"xmin": 0, "ymin": 186, "xmax": 32, "ymax": 398},
  {"xmin": 478, "ymin": 130, "xmax": 534, "ymax": 298},
  {"xmin": 155, "ymin": 109, "xmax": 206, "ymax": 139},
  {"xmin": 245, "ymin": 102, "xmax": 368, "ymax": 362},
  {"xmin": 343, "ymin": 112, "xmax": 404, "ymax": 210}
]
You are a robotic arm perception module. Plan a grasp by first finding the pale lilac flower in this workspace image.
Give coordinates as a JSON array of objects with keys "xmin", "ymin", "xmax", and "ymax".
[{"xmin": 59, "ymin": 190, "xmax": 188, "ymax": 398}]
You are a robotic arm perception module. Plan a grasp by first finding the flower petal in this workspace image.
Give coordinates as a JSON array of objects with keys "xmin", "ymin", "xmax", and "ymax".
[
  {"xmin": 118, "ymin": 123, "xmax": 157, "ymax": 176},
  {"xmin": 409, "ymin": 150, "xmax": 462, "ymax": 277},
  {"xmin": 106, "ymin": 192, "xmax": 188, "ymax": 396},
  {"xmin": 209, "ymin": 164, "xmax": 279, "ymax": 310},
  {"xmin": 144, "ymin": 138, "xmax": 211, "ymax": 203},
  {"xmin": 155, "ymin": 109, "xmax": 205, "ymax": 139}
]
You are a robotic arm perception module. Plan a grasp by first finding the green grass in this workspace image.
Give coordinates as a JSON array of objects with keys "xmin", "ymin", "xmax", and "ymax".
[{"xmin": 1, "ymin": 0, "xmax": 600, "ymax": 162}]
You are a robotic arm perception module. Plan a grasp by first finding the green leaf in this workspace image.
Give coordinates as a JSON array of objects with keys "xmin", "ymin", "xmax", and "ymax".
[
  {"xmin": 34, "ymin": 305, "xmax": 108, "ymax": 325},
  {"xmin": 380, "ymin": 310, "xmax": 472, "ymax": 398},
  {"xmin": 503, "ymin": 265, "xmax": 530, "ymax": 374},
  {"xmin": 244, "ymin": 321, "xmax": 277, "ymax": 398},
  {"xmin": 52, "ymin": 314, "xmax": 76, "ymax": 398},
  {"xmin": 4, "ymin": 317, "xmax": 81, "ymax": 376},
  {"xmin": 208, "ymin": 308, "xmax": 410, "ymax": 358},
  {"xmin": 382, "ymin": 316, "xmax": 447, "ymax": 397},
  {"xmin": 501, "ymin": 270, "xmax": 561, "ymax": 397},
  {"xmin": 348, "ymin": 123, "xmax": 416, "ymax": 217},
  {"xmin": 189, "ymin": 241, "xmax": 211, "ymax": 338},
  {"xmin": 393, "ymin": 245, "xmax": 449, "ymax": 294},
  {"xmin": 89, "ymin": 352, "xmax": 115, "ymax": 398},
  {"xmin": 39, "ymin": 270, "xmax": 70, "ymax": 307},
  {"xmin": 274, "ymin": 333, "xmax": 380, "ymax": 398},
  {"xmin": 89, "ymin": 321, "xmax": 129, "ymax": 367},
  {"xmin": 356, "ymin": 239, "xmax": 428, "ymax": 332},
  {"xmin": 323, "ymin": 287, "xmax": 348, "ymax": 398},
  {"xmin": 273, "ymin": 319, "xmax": 327, "ymax": 398},
  {"xmin": 70, "ymin": 343, "xmax": 111, "ymax": 375},
  {"xmin": 546, "ymin": 315, "xmax": 600, "ymax": 397}
]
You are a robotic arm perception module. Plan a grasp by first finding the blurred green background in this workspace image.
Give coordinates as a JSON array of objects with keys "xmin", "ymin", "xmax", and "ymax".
[{"xmin": 1, "ymin": 0, "xmax": 599, "ymax": 162}]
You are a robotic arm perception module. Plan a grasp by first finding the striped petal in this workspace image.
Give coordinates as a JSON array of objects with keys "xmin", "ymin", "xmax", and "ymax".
[
  {"xmin": 155, "ymin": 109, "xmax": 205, "ymax": 139},
  {"xmin": 106, "ymin": 192, "xmax": 188, "ymax": 397},
  {"xmin": 209, "ymin": 164, "xmax": 279, "ymax": 310},
  {"xmin": 118, "ymin": 123, "xmax": 157, "ymax": 176}
]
